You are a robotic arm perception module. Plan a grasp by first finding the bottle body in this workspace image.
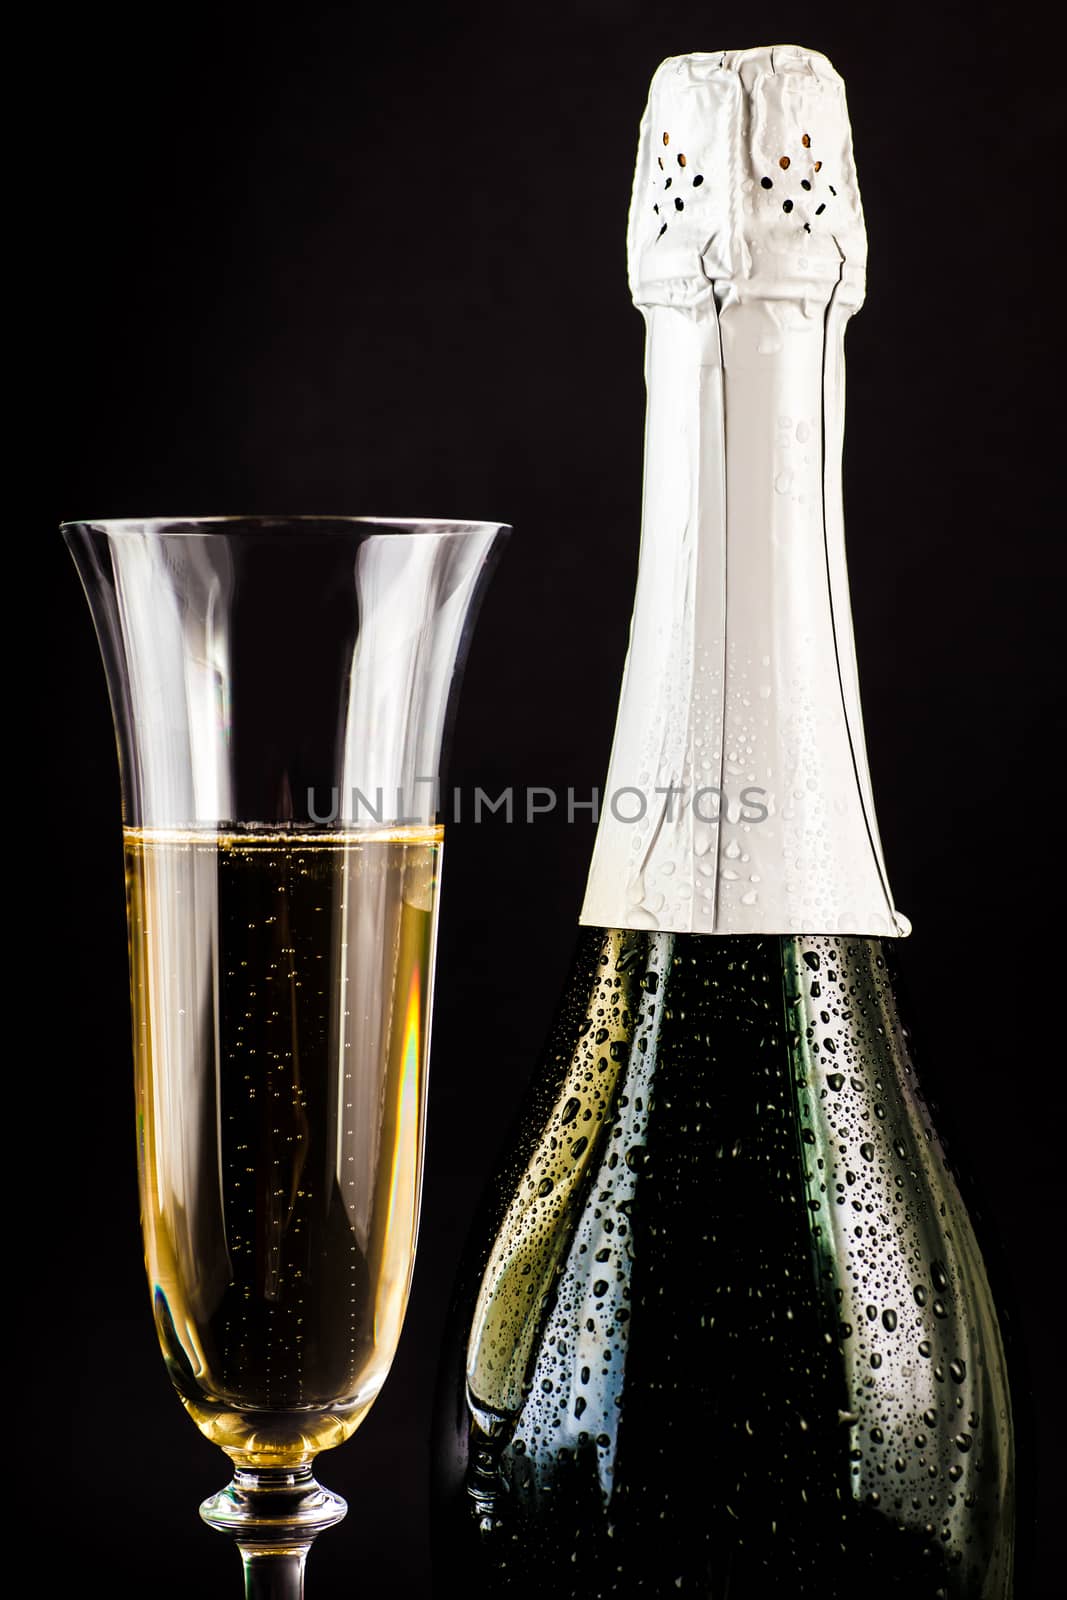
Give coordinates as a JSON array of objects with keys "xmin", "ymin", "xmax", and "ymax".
[
  {"xmin": 435, "ymin": 930, "xmax": 1013, "ymax": 1596},
  {"xmin": 435, "ymin": 45, "xmax": 1014, "ymax": 1594}
]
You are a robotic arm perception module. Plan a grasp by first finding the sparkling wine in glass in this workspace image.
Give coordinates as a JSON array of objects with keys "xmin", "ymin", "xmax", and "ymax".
[{"xmin": 65, "ymin": 516, "xmax": 507, "ymax": 1596}]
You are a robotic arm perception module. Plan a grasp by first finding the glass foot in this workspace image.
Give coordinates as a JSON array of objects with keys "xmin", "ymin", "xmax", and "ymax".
[{"xmin": 201, "ymin": 1466, "xmax": 347, "ymax": 1599}]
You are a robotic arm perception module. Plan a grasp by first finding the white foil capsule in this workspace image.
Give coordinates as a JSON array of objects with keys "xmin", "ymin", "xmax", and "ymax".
[{"xmin": 581, "ymin": 46, "xmax": 909, "ymax": 937}]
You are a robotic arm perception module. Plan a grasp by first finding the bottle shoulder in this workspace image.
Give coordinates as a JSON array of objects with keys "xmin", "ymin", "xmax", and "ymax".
[{"xmin": 435, "ymin": 928, "xmax": 1015, "ymax": 1596}]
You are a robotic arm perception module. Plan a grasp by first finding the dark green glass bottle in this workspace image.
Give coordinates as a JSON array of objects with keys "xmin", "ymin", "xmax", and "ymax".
[{"xmin": 433, "ymin": 45, "xmax": 1014, "ymax": 1596}]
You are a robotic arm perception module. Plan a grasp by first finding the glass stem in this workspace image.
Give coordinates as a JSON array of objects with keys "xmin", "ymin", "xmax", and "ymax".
[
  {"xmin": 240, "ymin": 1546, "xmax": 309, "ymax": 1600},
  {"xmin": 201, "ymin": 1464, "xmax": 347, "ymax": 1599}
]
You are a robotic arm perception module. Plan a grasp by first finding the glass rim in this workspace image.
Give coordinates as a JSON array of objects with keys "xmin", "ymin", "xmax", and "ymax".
[{"xmin": 60, "ymin": 514, "xmax": 511, "ymax": 539}]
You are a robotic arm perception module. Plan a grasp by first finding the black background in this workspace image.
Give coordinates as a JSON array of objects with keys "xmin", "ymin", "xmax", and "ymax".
[{"xmin": 26, "ymin": 2, "xmax": 1057, "ymax": 1594}]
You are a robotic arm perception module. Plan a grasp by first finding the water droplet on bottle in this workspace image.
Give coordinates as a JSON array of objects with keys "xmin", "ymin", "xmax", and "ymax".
[
  {"xmin": 882, "ymin": 1309, "xmax": 898, "ymax": 1332},
  {"xmin": 860, "ymin": 1142, "xmax": 875, "ymax": 1162},
  {"xmin": 954, "ymin": 1433, "xmax": 973, "ymax": 1453},
  {"xmin": 949, "ymin": 1359, "xmax": 966, "ymax": 1384}
]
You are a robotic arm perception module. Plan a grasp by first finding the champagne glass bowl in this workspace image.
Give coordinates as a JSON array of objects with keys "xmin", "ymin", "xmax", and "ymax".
[{"xmin": 64, "ymin": 516, "xmax": 507, "ymax": 1597}]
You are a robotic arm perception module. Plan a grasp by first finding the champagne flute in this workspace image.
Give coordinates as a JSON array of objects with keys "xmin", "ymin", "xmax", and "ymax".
[{"xmin": 64, "ymin": 516, "xmax": 507, "ymax": 1597}]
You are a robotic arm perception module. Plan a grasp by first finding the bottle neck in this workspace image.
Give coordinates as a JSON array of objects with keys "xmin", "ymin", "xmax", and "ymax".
[{"xmin": 581, "ymin": 281, "xmax": 907, "ymax": 937}]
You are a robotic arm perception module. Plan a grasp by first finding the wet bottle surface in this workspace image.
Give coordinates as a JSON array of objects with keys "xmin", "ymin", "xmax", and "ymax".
[
  {"xmin": 435, "ymin": 930, "xmax": 1013, "ymax": 1597},
  {"xmin": 434, "ymin": 43, "xmax": 1015, "ymax": 1595}
]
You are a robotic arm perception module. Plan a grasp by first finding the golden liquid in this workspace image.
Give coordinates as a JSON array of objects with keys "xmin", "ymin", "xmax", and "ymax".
[{"xmin": 125, "ymin": 827, "xmax": 441, "ymax": 1467}]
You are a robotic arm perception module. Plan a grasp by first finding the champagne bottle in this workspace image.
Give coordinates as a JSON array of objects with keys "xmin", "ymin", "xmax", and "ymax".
[{"xmin": 433, "ymin": 46, "xmax": 1014, "ymax": 1598}]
